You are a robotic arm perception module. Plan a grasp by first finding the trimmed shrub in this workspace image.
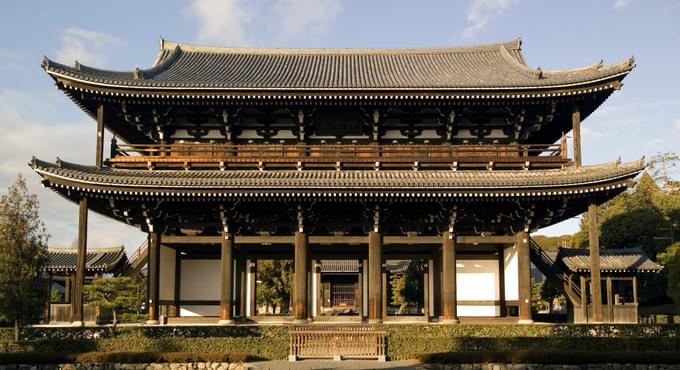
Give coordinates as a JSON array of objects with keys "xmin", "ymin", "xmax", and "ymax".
[{"xmin": 418, "ymin": 350, "xmax": 680, "ymax": 364}]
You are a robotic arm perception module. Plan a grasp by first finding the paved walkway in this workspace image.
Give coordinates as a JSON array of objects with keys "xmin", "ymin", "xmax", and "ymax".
[{"xmin": 248, "ymin": 359, "xmax": 421, "ymax": 370}]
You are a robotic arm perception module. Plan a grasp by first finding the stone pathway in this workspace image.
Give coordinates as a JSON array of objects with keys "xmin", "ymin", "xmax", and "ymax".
[{"xmin": 248, "ymin": 359, "xmax": 421, "ymax": 370}]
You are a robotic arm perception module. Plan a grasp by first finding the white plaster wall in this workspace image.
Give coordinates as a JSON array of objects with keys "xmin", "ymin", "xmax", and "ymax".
[
  {"xmin": 456, "ymin": 259, "xmax": 499, "ymax": 301},
  {"xmin": 457, "ymin": 305, "xmax": 500, "ymax": 317},
  {"xmin": 504, "ymin": 246, "xmax": 519, "ymax": 301},
  {"xmin": 159, "ymin": 246, "xmax": 176, "ymax": 301},
  {"xmin": 180, "ymin": 259, "xmax": 220, "ymax": 301},
  {"xmin": 180, "ymin": 305, "xmax": 220, "ymax": 317}
]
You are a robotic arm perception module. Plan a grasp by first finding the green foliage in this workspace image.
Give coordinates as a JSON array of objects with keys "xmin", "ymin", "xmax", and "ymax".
[
  {"xmin": 664, "ymin": 243, "xmax": 680, "ymax": 312},
  {"xmin": 255, "ymin": 259, "xmax": 293, "ymax": 314},
  {"xmin": 0, "ymin": 352, "xmax": 250, "ymax": 364},
  {"xmin": 84, "ymin": 276, "xmax": 140, "ymax": 325},
  {"xmin": 0, "ymin": 175, "xmax": 49, "ymax": 341},
  {"xmin": 418, "ymin": 350, "xmax": 680, "ymax": 365},
  {"xmin": 531, "ymin": 235, "xmax": 574, "ymax": 251},
  {"xmin": 2, "ymin": 325, "xmax": 680, "ymax": 361},
  {"xmin": 389, "ymin": 260, "xmax": 424, "ymax": 314}
]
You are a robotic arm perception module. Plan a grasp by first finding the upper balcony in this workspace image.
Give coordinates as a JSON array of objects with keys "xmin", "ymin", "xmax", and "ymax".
[{"xmin": 108, "ymin": 140, "xmax": 570, "ymax": 171}]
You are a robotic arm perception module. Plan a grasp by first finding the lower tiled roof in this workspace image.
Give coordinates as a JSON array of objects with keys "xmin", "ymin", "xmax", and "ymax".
[
  {"xmin": 44, "ymin": 246, "xmax": 127, "ymax": 273},
  {"xmin": 30, "ymin": 158, "xmax": 643, "ymax": 195},
  {"xmin": 558, "ymin": 247, "xmax": 663, "ymax": 273}
]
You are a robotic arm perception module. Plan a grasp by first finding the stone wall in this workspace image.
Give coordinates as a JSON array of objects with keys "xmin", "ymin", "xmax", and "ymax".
[
  {"xmin": 422, "ymin": 365, "xmax": 680, "ymax": 370},
  {"xmin": 0, "ymin": 363, "xmax": 246, "ymax": 370}
]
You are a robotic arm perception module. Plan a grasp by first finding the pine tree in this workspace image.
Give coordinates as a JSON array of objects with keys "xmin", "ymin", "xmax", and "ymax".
[
  {"xmin": 83, "ymin": 276, "xmax": 140, "ymax": 327},
  {"xmin": 0, "ymin": 175, "xmax": 49, "ymax": 341}
]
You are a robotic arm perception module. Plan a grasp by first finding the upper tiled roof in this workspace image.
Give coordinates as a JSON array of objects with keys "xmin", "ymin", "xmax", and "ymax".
[
  {"xmin": 320, "ymin": 259, "xmax": 360, "ymax": 273},
  {"xmin": 42, "ymin": 38, "xmax": 634, "ymax": 92},
  {"xmin": 558, "ymin": 247, "xmax": 663, "ymax": 273},
  {"xmin": 44, "ymin": 246, "xmax": 127, "ymax": 273},
  {"xmin": 30, "ymin": 158, "xmax": 643, "ymax": 194}
]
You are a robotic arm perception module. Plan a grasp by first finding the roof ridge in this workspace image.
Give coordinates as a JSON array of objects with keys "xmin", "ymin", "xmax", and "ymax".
[
  {"xmin": 47, "ymin": 246, "xmax": 124, "ymax": 253},
  {"xmin": 159, "ymin": 38, "xmax": 523, "ymax": 56}
]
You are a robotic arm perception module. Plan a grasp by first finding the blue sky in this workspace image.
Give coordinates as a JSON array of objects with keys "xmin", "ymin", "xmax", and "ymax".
[{"xmin": 1, "ymin": 0, "xmax": 679, "ymax": 252}]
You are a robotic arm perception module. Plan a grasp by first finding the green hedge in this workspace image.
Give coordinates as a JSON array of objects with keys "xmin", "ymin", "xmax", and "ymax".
[
  {"xmin": 0, "ymin": 352, "xmax": 249, "ymax": 365},
  {"xmin": 418, "ymin": 350, "xmax": 680, "ymax": 364},
  {"xmin": 2, "ymin": 324, "xmax": 680, "ymax": 361}
]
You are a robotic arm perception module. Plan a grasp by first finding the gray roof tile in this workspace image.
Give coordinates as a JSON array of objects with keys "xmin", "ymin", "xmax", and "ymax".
[
  {"xmin": 44, "ymin": 247, "xmax": 127, "ymax": 273},
  {"xmin": 43, "ymin": 39, "xmax": 633, "ymax": 91},
  {"xmin": 30, "ymin": 157, "xmax": 643, "ymax": 194},
  {"xmin": 558, "ymin": 247, "xmax": 663, "ymax": 273}
]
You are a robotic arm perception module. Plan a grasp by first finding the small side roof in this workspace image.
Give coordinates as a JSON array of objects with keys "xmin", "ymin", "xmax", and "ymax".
[
  {"xmin": 557, "ymin": 247, "xmax": 663, "ymax": 273},
  {"xmin": 44, "ymin": 246, "xmax": 128, "ymax": 274},
  {"xmin": 42, "ymin": 38, "xmax": 634, "ymax": 93}
]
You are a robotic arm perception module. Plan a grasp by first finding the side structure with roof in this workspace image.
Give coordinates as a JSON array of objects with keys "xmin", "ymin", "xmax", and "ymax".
[{"xmin": 32, "ymin": 38, "xmax": 647, "ymax": 325}]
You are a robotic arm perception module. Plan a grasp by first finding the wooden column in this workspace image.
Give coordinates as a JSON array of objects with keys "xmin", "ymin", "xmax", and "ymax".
[
  {"xmin": 588, "ymin": 202, "xmax": 603, "ymax": 322},
  {"xmin": 441, "ymin": 232, "xmax": 459, "ymax": 323},
  {"xmin": 432, "ymin": 247, "xmax": 442, "ymax": 317},
  {"xmin": 219, "ymin": 230, "xmax": 234, "ymax": 324},
  {"xmin": 71, "ymin": 197, "xmax": 88, "ymax": 325},
  {"xmin": 368, "ymin": 231, "xmax": 382, "ymax": 323},
  {"xmin": 516, "ymin": 232, "xmax": 533, "ymax": 324},
  {"xmin": 147, "ymin": 230, "xmax": 161, "ymax": 325},
  {"xmin": 236, "ymin": 256, "xmax": 246, "ymax": 317},
  {"xmin": 606, "ymin": 276, "xmax": 613, "ymax": 323},
  {"xmin": 95, "ymin": 104, "xmax": 105, "ymax": 169},
  {"xmin": 498, "ymin": 246, "xmax": 507, "ymax": 317},
  {"xmin": 423, "ymin": 262, "xmax": 430, "ymax": 320},
  {"xmin": 173, "ymin": 249, "xmax": 181, "ymax": 317},
  {"xmin": 580, "ymin": 275, "xmax": 587, "ymax": 322},
  {"xmin": 294, "ymin": 232, "xmax": 308, "ymax": 322},
  {"xmin": 572, "ymin": 105, "xmax": 581, "ymax": 167}
]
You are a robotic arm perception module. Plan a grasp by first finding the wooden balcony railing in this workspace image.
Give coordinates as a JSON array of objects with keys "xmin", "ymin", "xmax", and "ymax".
[{"xmin": 109, "ymin": 142, "xmax": 570, "ymax": 170}]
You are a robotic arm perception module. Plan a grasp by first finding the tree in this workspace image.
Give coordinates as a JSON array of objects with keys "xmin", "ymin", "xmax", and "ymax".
[
  {"xmin": 664, "ymin": 244, "xmax": 680, "ymax": 312},
  {"xmin": 83, "ymin": 276, "xmax": 140, "ymax": 326},
  {"xmin": 389, "ymin": 260, "xmax": 424, "ymax": 314},
  {"xmin": 648, "ymin": 152, "xmax": 680, "ymax": 191},
  {"xmin": 255, "ymin": 259, "xmax": 293, "ymax": 314},
  {"xmin": 0, "ymin": 175, "xmax": 49, "ymax": 341}
]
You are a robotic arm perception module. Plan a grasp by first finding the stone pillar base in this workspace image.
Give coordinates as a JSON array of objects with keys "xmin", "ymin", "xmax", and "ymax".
[
  {"xmin": 218, "ymin": 319, "xmax": 235, "ymax": 325},
  {"xmin": 293, "ymin": 319, "xmax": 308, "ymax": 325},
  {"xmin": 145, "ymin": 319, "xmax": 160, "ymax": 325},
  {"xmin": 518, "ymin": 319, "xmax": 534, "ymax": 325},
  {"xmin": 440, "ymin": 318, "xmax": 460, "ymax": 324},
  {"xmin": 368, "ymin": 319, "xmax": 382, "ymax": 324},
  {"xmin": 71, "ymin": 321, "xmax": 84, "ymax": 327}
]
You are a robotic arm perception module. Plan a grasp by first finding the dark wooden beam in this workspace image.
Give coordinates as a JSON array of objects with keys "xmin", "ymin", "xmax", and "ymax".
[
  {"xmin": 293, "ymin": 232, "xmax": 308, "ymax": 323},
  {"xmin": 588, "ymin": 202, "xmax": 603, "ymax": 322},
  {"xmin": 516, "ymin": 232, "xmax": 533, "ymax": 323},
  {"xmin": 441, "ymin": 231, "xmax": 459, "ymax": 323},
  {"xmin": 71, "ymin": 197, "xmax": 88, "ymax": 325},
  {"xmin": 572, "ymin": 105, "xmax": 581, "ymax": 167},
  {"xmin": 96, "ymin": 104, "xmax": 105, "ymax": 169},
  {"xmin": 456, "ymin": 235, "xmax": 516, "ymax": 244},
  {"xmin": 309, "ymin": 236, "xmax": 368, "ymax": 244},
  {"xmin": 219, "ymin": 230, "xmax": 234, "ymax": 324},
  {"xmin": 147, "ymin": 230, "xmax": 161, "ymax": 324},
  {"xmin": 368, "ymin": 231, "xmax": 382, "ymax": 323}
]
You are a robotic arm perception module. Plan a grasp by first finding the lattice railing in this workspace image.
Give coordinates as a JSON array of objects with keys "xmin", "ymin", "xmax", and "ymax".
[{"xmin": 289, "ymin": 326, "xmax": 386, "ymax": 361}]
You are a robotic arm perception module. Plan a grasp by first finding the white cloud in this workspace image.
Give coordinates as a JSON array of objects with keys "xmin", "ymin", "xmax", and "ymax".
[
  {"xmin": 0, "ymin": 88, "xmax": 144, "ymax": 253},
  {"xmin": 185, "ymin": 0, "xmax": 253, "ymax": 46},
  {"xmin": 581, "ymin": 126, "xmax": 606, "ymax": 140},
  {"xmin": 614, "ymin": 0, "xmax": 632, "ymax": 10},
  {"xmin": 55, "ymin": 27, "xmax": 124, "ymax": 66},
  {"xmin": 185, "ymin": 0, "xmax": 341, "ymax": 46},
  {"xmin": 461, "ymin": 0, "xmax": 519, "ymax": 39},
  {"xmin": 272, "ymin": 0, "xmax": 342, "ymax": 43}
]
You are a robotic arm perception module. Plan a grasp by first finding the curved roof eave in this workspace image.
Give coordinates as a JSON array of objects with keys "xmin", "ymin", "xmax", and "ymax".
[
  {"xmin": 41, "ymin": 38, "xmax": 634, "ymax": 95},
  {"xmin": 29, "ymin": 157, "xmax": 644, "ymax": 195}
]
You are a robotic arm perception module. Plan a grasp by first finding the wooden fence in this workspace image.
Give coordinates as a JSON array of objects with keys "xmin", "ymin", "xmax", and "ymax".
[{"xmin": 289, "ymin": 325, "xmax": 386, "ymax": 361}]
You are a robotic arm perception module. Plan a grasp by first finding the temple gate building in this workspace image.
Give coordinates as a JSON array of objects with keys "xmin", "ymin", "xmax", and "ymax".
[{"xmin": 32, "ymin": 38, "xmax": 644, "ymax": 325}]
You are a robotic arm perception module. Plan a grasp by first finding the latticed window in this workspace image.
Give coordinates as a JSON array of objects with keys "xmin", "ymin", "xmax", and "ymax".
[{"xmin": 331, "ymin": 282, "xmax": 356, "ymax": 307}]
